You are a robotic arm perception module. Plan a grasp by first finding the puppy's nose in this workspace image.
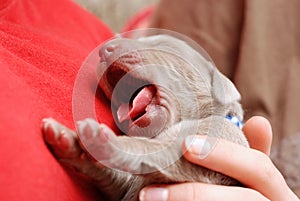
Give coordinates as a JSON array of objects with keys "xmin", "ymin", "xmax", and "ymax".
[{"xmin": 99, "ymin": 43, "xmax": 119, "ymax": 62}]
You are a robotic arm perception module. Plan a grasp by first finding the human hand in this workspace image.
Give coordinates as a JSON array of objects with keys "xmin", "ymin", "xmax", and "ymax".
[{"xmin": 139, "ymin": 116, "xmax": 300, "ymax": 201}]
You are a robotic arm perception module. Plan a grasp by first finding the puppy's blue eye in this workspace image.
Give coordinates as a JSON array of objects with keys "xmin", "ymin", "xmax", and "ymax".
[{"xmin": 226, "ymin": 115, "xmax": 244, "ymax": 129}]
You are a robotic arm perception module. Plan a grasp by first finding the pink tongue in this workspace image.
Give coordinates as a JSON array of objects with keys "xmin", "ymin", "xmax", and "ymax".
[{"xmin": 117, "ymin": 86, "xmax": 155, "ymax": 123}]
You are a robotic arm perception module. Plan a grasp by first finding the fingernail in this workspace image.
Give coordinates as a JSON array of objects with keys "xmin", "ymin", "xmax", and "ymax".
[
  {"xmin": 139, "ymin": 188, "xmax": 168, "ymax": 201},
  {"xmin": 185, "ymin": 135, "xmax": 212, "ymax": 159}
]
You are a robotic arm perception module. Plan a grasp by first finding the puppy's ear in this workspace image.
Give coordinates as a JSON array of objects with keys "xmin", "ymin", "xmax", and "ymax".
[{"xmin": 211, "ymin": 67, "xmax": 241, "ymax": 105}]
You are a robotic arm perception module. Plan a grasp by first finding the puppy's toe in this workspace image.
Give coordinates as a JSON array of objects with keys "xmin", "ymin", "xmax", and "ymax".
[
  {"xmin": 77, "ymin": 119, "xmax": 119, "ymax": 163},
  {"xmin": 43, "ymin": 118, "xmax": 81, "ymax": 158},
  {"xmin": 76, "ymin": 119, "xmax": 150, "ymax": 173}
]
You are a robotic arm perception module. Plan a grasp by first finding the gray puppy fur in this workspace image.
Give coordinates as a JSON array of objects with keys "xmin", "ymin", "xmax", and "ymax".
[{"xmin": 43, "ymin": 34, "xmax": 249, "ymax": 201}]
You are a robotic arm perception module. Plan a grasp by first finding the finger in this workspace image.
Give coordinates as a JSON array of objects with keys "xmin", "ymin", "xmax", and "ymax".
[
  {"xmin": 139, "ymin": 183, "xmax": 269, "ymax": 201},
  {"xmin": 242, "ymin": 116, "xmax": 272, "ymax": 155},
  {"xmin": 183, "ymin": 135, "xmax": 291, "ymax": 200}
]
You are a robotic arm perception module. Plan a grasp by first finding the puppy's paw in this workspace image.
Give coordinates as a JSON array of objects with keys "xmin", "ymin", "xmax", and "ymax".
[
  {"xmin": 43, "ymin": 118, "xmax": 81, "ymax": 159},
  {"xmin": 76, "ymin": 119, "xmax": 166, "ymax": 174}
]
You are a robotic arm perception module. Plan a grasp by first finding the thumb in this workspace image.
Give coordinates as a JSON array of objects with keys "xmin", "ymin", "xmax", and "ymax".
[{"xmin": 242, "ymin": 116, "xmax": 273, "ymax": 155}]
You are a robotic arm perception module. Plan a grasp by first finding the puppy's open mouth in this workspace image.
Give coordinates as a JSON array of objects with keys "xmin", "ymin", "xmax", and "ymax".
[
  {"xmin": 100, "ymin": 61, "xmax": 167, "ymax": 137},
  {"xmin": 117, "ymin": 85, "xmax": 157, "ymax": 124}
]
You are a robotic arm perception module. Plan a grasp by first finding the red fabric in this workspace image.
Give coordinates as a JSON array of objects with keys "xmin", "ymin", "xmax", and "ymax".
[{"xmin": 0, "ymin": 0, "xmax": 114, "ymax": 200}]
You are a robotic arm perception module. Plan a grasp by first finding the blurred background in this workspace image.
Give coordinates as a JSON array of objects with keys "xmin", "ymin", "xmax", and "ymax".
[{"xmin": 74, "ymin": 0, "xmax": 158, "ymax": 32}]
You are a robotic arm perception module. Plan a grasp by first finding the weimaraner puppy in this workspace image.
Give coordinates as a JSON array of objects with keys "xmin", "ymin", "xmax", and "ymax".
[{"xmin": 43, "ymin": 34, "xmax": 248, "ymax": 201}]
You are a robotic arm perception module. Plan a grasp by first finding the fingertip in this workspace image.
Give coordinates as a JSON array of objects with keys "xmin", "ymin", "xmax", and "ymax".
[
  {"xmin": 243, "ymin": 116, "xmax": 272, "ymax": 155},
  {"xmin": 140, "ymin": 183, "xmax": 200, "ymax": 201},
  {"xmin": 139, "ymin": 186, "xmax": 169, "ymax": 201},
  {"xmin": 244, "ymin": 116, "xmax": 272, "ymax": 133}
]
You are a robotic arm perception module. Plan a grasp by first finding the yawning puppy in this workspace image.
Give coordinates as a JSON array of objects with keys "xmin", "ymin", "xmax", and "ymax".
[{"xmin": 43, "ymin": 34, "xmax": 249, "ymax": 201}]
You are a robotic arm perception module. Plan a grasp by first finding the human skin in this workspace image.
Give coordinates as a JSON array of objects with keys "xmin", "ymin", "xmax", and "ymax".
[{"xmin": 139, "ymin": 116, "xmax": 300, "ymax": 201}]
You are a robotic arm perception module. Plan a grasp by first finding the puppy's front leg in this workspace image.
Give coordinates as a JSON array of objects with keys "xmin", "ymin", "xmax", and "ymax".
[
  {"xmin": 76, "ymin": 118, "xmax": 244, "ymax": 186},
  {"xmin": 75, "ymin": 119, "xmax": 206, "ymax": 182},
  {"xmin": 43, "ymin": 118, "xmax": 132, "ymax": 201},
  {"xmin": 74, "ymin": 119, "xmax": 182, "ymax": 174}
]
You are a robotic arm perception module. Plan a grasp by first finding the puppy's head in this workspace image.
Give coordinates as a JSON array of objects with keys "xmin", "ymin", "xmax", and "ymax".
[{"xmin": 98, "ymin": 34, "xmax": 242, "ymax": 137}]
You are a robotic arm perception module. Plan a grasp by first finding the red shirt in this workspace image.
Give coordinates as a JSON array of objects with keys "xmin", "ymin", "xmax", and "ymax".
[{"xmin": 0, "ymin": 0, "xmax": 114, "ymax": 200}]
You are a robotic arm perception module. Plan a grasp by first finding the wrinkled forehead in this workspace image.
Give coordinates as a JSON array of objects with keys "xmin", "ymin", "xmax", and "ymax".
[
  {"xmin": 138, "ymin": 35, "xmax": 212, "ymax": 67},
  {"xmin": 137, "ymin": 34, "xmax": 186, "ymax": 48},
  {"xmin": 104, "ymin": 34, "xmax": 202, "ymax": 56},
  {"xmin": 100, "ymin": 34, "xmax": 215, "ymax": 76},
  {"xmin": 137, "ymin": 35, "xmax": 198, "ymax": 54}
]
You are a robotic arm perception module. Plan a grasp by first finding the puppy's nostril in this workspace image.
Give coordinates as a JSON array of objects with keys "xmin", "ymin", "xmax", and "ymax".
[{"xmin": 105, "ymin": 44, "xmax": 117, "ymax": 54}]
